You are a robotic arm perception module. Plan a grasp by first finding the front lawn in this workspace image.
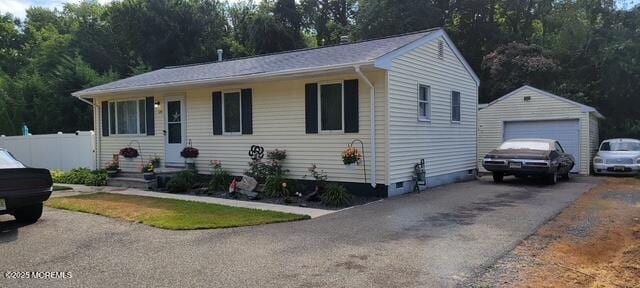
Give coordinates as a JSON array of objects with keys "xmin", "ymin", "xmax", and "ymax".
[{"xmin": 46, "ymin": 192, "xmax": 309, "ymax": 230}]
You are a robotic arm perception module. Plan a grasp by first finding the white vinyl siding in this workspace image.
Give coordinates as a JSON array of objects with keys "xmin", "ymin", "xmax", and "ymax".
[
  {"xmin": 96, "ymin": 96, "xmax": 163, "ymax": 172},
  {"xmin": 478, "ymin": 87, "xmax": 596, "ymax": 175},
  {"xmin": 387, "ymin": 36, "xmax": 478, "ymax": 184},
  {"xmin": 94, "ymin": 71, "xmax": 388, "ymax": 184}
]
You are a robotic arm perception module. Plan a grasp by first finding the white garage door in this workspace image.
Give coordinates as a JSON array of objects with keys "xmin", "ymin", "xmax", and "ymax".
[{"xmin": 504, "ymin": 119, "xmax": 580, "ymax": 173}]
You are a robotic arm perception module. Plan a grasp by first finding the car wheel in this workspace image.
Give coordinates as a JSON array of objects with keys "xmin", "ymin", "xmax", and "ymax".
[
  {"xmin": 561, "ymin": 171, "xmax": 570, "ymax": 180},
  {"xmin": 493, "ymin": 172, "xmax": 504, "ymax": 183},
  {"xmin": 13, "ymin": 203, "xmax": 43, "ymax": 223},
  {"xmin": 547, "ymin": 169, "xmax": 558, "ymax": 185}
]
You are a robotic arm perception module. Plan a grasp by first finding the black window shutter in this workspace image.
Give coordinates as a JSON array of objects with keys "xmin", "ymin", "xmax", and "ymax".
[
  {"xmin": 241, "ymin": 88, "xmax": 253, "ymax": 134},
  {"xmin": 145, "ymin": 96, "xmax": 154, "ymax": 136},
  {"xmin": 101, "ymin": 101, "xmax": 109, "ymax": 137},
  {"xmin": 305, "ymin": 83, "xmax": 318, "ymax": 134},
  {"xmin": 344, "ymin": 79, "xmax": 359, "ymax": 133},
  {"xmin": 212, "ymin": 91, "xmax": 222, "ymax": 135}
]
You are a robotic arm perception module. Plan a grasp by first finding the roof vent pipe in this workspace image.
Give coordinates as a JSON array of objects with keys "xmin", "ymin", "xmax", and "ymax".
[
  {"xmin": 340, "ymin": 35, "xmax": 350, "ymax": 44},
  {"xmin": 217, "ymin": 49, "xmax": 223, "ymax": 61}
]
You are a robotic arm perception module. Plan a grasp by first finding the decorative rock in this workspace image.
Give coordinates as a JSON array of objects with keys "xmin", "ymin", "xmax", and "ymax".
[{"xmin": 237, "ymin": 175, "xmax": 258, "ymax": 192}]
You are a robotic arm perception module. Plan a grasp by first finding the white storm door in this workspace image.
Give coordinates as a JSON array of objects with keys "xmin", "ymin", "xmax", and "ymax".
[{"xmin": 165, "ymin": 96, "xmax": 186, "ymax": 166}]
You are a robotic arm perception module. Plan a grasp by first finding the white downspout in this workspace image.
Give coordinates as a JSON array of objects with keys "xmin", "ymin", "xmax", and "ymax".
[{"xmin": 354, "ymin": 66, "xmax": 377, "ymax": 188}]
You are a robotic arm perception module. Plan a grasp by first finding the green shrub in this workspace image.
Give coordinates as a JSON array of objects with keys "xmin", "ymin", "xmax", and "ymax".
[
  {"xmin": 245, "ymin": 160, "xmax": 274, "ymax": 183},
  {"xmin": 52, "ymin": 168, "xmax": 107, "ymax": 186},
  {"xmin": 208, "ymin": 165, "xmax": 231, "ymax": 192},
  {"xmin": 167, "ymin": 171, "xmax": 198, "ymax": 193},
  {"xmin": 321, "ymin": 183, "xmax": 352, "ymax": 207},
  {"xmin": 263, "ymin": 173, "xmax": 287, "ymax": 198},
  {"xmin": 51, "ymin": 170, "xmax": 66, "ymax": 183}
]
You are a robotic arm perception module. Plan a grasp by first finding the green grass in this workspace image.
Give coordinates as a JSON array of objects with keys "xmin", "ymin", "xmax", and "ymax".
[
  {"xmin": 46, "ymin": 192, "xmax": 309, "ymax": 230},
  {"xmin": 52, "ymin": 185, "xmax": 73, "ymax": 191}
]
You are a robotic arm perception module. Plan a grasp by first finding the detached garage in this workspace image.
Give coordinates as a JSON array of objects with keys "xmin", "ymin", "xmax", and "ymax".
[{"xmin": 478, "ymin": 85, "xmax": 604, "ymax": 175}]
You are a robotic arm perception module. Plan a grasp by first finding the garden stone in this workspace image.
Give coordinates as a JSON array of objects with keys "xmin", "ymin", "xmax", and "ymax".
[{"xmin": 237, "ymin": 176, "xmax": 258, "ymax": 192}]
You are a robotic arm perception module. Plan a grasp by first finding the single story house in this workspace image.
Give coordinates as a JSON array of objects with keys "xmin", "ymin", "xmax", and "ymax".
[
  {"xmin": 73, "ymin": 27, "xmax": 480, "ymax": 197},
  {"xmin": 478, "ymin": 85, "xmax": 603, "ymax": 175}
]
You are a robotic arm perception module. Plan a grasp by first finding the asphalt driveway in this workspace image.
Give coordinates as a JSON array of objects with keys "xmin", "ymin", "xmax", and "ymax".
[{"xmin": 0, "ymin": 176, "xmax": 600, "ymax": 288}]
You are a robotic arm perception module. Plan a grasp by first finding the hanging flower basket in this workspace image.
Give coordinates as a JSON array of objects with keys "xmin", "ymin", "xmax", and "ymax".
[
  {"xmin": 119, "ymin": 147, "xmax": 139, "ymax": 158},
  {"xmin": 181, "ymin": 145, "xmax": 199, "ymax": 159},
  {"xmin": 341, "ymin": 146, "xmax": 361, "ymax": 166},
  {"xmin": 345, "ymin": 162, "xmax": 357, "ymax": 170}
]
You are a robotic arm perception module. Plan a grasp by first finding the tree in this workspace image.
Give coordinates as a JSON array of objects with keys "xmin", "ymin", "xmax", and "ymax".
[
  {"xmin": 108, "ymin": 0, "xmax": 229, "ymax": 70},
  {"xmin": 481, "ymin": 43, "xmax": 559, "ymax": 102},
  {"xmin": 356, "ymin": 0, "xmax": 442, "ymax": 39}
]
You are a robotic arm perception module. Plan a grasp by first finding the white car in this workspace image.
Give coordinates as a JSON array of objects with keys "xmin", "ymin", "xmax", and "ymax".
[{"xmin": 593, "ymin": 138, "xmax": 640, "ymax": 175}]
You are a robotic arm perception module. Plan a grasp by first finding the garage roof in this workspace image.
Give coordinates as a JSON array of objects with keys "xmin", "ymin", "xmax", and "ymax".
[{"xmin": 481, "ymin": 85, "xmax": 604, "ymax": 119}]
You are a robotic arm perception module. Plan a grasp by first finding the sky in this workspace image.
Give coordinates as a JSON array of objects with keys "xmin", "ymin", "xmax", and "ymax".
[
  {"xmin": 0, "ymin": 0, "xmax": 112, "ymax": 20},
  {"xmin": 1, "ymin": 0, "xmax": 639, "ymax": 21}
]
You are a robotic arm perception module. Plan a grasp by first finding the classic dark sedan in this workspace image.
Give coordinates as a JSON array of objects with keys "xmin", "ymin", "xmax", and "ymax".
[
  {"xmin": 483, "ymin": 139, "xmax": 575, "ymax": 184},
  {"xmin": 0, "ymin": 148, "xmax": 52, "ymax": 223}
]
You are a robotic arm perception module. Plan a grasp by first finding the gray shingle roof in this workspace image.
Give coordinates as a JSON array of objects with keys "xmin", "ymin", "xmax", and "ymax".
[{"xmin": 75, "ymin": 29, "xmax": 439, "ymax": 96}]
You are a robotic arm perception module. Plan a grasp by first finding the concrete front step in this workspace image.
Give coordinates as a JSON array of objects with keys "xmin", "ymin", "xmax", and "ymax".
[
  {"xmin": 117, "ymin": 172, "xmax": 145, "ymax": 178},
  {"xmin": 107, "ymin": 177, "xmax": 156, "ymax": 190}
]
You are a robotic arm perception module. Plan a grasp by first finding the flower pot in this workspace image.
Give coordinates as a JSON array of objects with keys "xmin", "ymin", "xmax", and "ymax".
[
  {"xmin": 143, "ymin": 172, "xmax": 155, "ymax": 180},
  {"xmin": 107, "ymin": 169, "xmax": 120, "ymax": 177},
  {"xmin": 344, "ymin": 163, "xmax": 357, "ymax": 170}
]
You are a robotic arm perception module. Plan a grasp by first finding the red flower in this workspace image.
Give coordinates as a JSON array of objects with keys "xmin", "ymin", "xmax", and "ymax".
[{"xmin": 119, "ymin": 147, "xmax": 139, "ymax": 158}]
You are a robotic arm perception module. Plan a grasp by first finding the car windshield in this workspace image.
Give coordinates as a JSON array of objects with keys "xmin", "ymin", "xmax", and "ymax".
[
  {"xmin": 499, "ymin": 141, "xmax": 551, "ymax": 151},
  {"xmin": 0, "ymin": 150, "xmax": 24, "ymax": 168},
  {"xmin": 600, "ymin": 141, "xmax": 640, "ymax": 151}
]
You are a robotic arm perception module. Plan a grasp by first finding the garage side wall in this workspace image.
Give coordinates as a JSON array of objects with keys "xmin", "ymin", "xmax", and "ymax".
[
  {"xmin": 589, "ymin": 112, "xmax": 600, "ymax": 170},
  {"xmin": 478, "ymin": 88, "xmax": 591, "ymax": 175},
  {"xmin": 387, "ymin": 36, "xmax": 478, "ymax": 195}
]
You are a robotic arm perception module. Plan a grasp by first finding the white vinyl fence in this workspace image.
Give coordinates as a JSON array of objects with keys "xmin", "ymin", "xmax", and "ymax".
[{"xmin": 0, "ymin": 131, "xmax": 96, "ymax": 171}]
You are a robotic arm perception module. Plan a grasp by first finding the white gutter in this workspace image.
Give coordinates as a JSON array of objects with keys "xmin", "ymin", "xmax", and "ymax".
[
  {"xmin": 75, "ymin": 95, "xmax": 98, "ymax": 108},
  {"xmin": 73, "ymin": 61, "xmax": 375, "ymax": 98},
  {"xmin": 354, "ymin": 65, "xmax": 376, "ymax": 188}
]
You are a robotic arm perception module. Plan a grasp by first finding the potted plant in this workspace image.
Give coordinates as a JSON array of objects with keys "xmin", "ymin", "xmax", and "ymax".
[
  {"xmin": 105, "ymin": 160, "xmax": 120, "ymax": 177},
  {"xmin": 341, "ymin": 146, "xmax": 361, "ymax": 170},
  {"xmin": 119, "ymin": 147, "xmax": 139, "ymax": 159},
  {"xmin": 141, "ymin": 161, "xmax": 155, "ymax": 180},
  {"xmin": 181, "ymin": 145, "xmax": 199, "ymax": 170},
  {"xmin": 150, "ymin": 156, "xmax": 161, "ymax": 170}
]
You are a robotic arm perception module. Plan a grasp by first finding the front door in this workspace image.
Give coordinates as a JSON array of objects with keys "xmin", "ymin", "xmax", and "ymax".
[{"xmin": 165, "ymin": 96, "xmax": 186, "ymax": 166}]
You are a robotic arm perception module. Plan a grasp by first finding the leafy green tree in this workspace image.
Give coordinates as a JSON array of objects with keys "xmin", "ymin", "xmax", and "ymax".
[
  {"xmin": 355, "ymin": 0, "xmax": 442, "ymax": 39},
  {"xmin": 0, "ymin": 14, "xmax": 25, "ymax": 76},
  {"xmin": 481, "ymin": 43, "xmax": 559, "ymax": 102}
]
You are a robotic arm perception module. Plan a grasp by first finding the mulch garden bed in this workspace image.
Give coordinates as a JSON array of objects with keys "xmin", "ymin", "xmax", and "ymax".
[{"xmin": 168, "ymin": 188, "xmax": 381, "ymax": 211}]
